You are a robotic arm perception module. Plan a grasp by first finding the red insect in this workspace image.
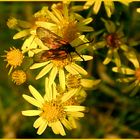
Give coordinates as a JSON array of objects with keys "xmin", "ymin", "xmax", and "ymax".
[{"xmin": 34, "ymin": 27, "xmax": 85, "ymax": 62}]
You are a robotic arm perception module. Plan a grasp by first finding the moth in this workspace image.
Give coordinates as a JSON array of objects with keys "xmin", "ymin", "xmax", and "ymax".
[{"xmin": 34, "ymin": 27, "xmax": 86, "ymax": 62}]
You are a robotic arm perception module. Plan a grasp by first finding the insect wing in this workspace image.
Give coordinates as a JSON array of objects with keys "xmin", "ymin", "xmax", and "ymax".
[
  {"xmin": 36, "ymin": 27, "xmax": 67, "ymax": 49},
  {"xmin": 34, "ymin": 49, "xmax": 68, "ymax": 62}
]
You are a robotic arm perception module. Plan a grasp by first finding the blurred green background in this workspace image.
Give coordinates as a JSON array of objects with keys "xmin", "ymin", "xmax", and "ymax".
[{"xmin": 0, "ymin": 1, "xmax": 140, "ymax": 138}]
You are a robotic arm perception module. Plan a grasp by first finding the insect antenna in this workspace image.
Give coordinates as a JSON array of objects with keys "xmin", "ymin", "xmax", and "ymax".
[
  {"xmin": 74, "ymin": 38, "xmax": 94, "ymax": 47},
  {"xmin": 73, "ymin": 39, "xmax": 94, "ymax": 61},
  {"xmin": 74, "ymin": 50, "xmax": 85, "ymax": 61}
]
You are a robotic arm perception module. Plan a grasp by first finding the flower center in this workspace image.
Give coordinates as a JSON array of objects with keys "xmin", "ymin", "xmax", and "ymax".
[
  {"xmin": 66, "ymin": 74, "xmax": 81, "ymax": 89},
  {"xmin": 7, "ymin": 17, "xmax": 18, "ymax": 29},
  {"xmin": 135, "ymin": 68, "xmax": 140, "ymax": 81},
  {"xmin": 61, "ymin": 21, "xmax": 78, "ymax": 42},
  {"xmin": 51, "ymin": 58, "xmax": 70, "ymax": 68},
  {"xmin": 5, "ymin": 47, "xmax": 24, "ymax": 68},
  {"xmin": 41, "ymin": 101, "xmax": 65, "ymax": 123},
  {"xmin": 11, "ymin": 70, "xmax": 26, "ymax": 85},
  {"xmin": 105, "ymin": 33, "xmax": 121, "ymax": 49}
]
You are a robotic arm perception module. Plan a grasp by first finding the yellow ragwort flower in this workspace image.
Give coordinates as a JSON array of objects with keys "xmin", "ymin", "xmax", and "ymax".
[
  {"xmin": 66, "ymin": 73, "xmax": 101, "ymax": 90},
  {"xmin": 22, "ymin": 78, "xmax": 85, "ymax": 136},
  {"xmin": 11, "ymin": 70, "xmax": 26, "ymax": 85},
  {"xmin": 8, "ymin": 3, "xmax": 93, "ymax": 57},
  {"xmin": 7, "ymin": 17, "xmax": 18, "ymax": 29},
  {"xmin": 65, "ymin": 73, "xmax": 101, "ymax": 103},
  {"xmin": 30, "ymin": 54, "xmax": 93, "ymax": 91},
  {"xmin": 83, "ymin": 0, "xmax": 131, "ymax": 17},
  {"xmin": 3, "ymin": 47, "xmax": 24, "ymax": 74},
  {"xmin": 93, "ymin": 19, "xmax": 129, "ymax": 67},
  {"xmin": 8, "ymin": 16, "xmax": 50, "ymax": 57},
  {"xmin": 36, "ymin": 3, "xmax": 93, "ymax": 43},
  {"xmin": 112, "ymin": 50, "xmax": 140, "ymax": 95}
]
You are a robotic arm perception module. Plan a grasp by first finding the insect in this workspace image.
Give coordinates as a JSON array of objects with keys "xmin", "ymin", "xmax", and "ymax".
[{"xmin": 34, "ymin": 27, "xmax": 88, "ymax": 62}]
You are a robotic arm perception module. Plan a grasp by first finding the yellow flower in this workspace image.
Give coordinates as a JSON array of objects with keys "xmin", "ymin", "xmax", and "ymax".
[
  {"xmin": 22, "ymin": 78, "xmax": 85, "ymax": 135},
  {"xmin": 93, "ymin": 19, "xmax": 128, "ymax": 67},
  {"xmin": 7, "ymin": 17, "xmax": 18, "ymax": 29},
  {"xmin": 8, "ymin": 16, "xmax": 50, "ymax": 57},
  {"xmin": 83, "ymin": 0, "xmax": 131, "ymax": 17},
  {"xmin": 36, "ymin": 3, "xmax": 93, "ymax": 42},
  {"xmin": 65, "ymin": 73, "xmax": 101, "ymax": 103},
  {"xmin": 9, "ymin": 3, "xmax": 93, "ymax": 57},
  {"xmin": 112, "ymin": 50, "xmax": 140, "ymax": 96},
  {"xmin": 30, "ymin": 54, "xmax": 93, "ymax": 91},
  {"xmin": 34, "ymin": 6, "xmax": 49, "ymax": 19},
  {"xmin": 66, "ymin": 73, "xmax": 101, "ymax": 89},
  {"xmin": 3, "ymin": 47, "xmax": 24, "ymax": 74},
  {"xmin": 11, "ymin": 70, "xmax": 26, "ymax": 85}
]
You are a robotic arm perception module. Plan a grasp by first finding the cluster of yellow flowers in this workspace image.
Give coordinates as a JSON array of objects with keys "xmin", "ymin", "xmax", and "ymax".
[
  {"xmin": 5, "ymin": 3, "xmax": 100, "ymax": 136},
  {"xmin": 4, "ymin": 0, "xmax": 140, "ymax": 136}
]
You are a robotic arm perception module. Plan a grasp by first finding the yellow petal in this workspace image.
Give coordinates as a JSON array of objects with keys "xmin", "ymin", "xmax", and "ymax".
[
  {"xmin": 52, "ymin": 8, "xmax": 63, "ymax": 21},
  {"xmin": 104, "ymin": 1, "xmax": 114, "ymax": 18},
  {"xmin": 83, "ymin": 0, "xmax": 95, "ymax": 9},
  {"xmin": 93, "ymin": 41, "xmax": 106, "ymax": 50},
  {"xmin": 74, "ymin": 55, "xmax": 93, "ymax": 61},
  {"xmin": 101, "ymin": 18, "xmax": 116, "ymax": 33},
  {"xmin": 63, "ymin": 4, "xmax": 69, "ymax": 18},
  {"xmin": 70, "ymin": 63, "xmax": 88, "ymax": 75},
  {"xmin": 112, "ymin": 67, "xmax": 135, "ymax": 75},
  {"xmin": 13, "ymin": 29, "xmax": 30, "ymax": 39},
  {"xmin": 117, "ymin": 77, "xmax": 135, "ymax": 83},
  {"xmin": 34, "ymin": 37, "xmax": 49, "ymax": 50},
  {"xmin": 47, "ymin": 10, "xmax": 59, "ymax": 24},
  {"xmin": 53, "ymin": 121, "xmax": 66, "ymax": 136},
  {"xmin": 36, "ymin": 21, "xmax": 57, "ymax": 30},
  {"xmin": 103, "ymin": 49, "xmax": 113, "ymax": 65},
  {"xmin": 59, "ymin": 69, "xmax": 66, "ymax": 91},
  {"xmin": 29, "ymin": 85, "xmax": 44, "ymax": 103},
  {"xmin": 36, "ymin": 63, "xmax": 53, "ymax": 80},
  {"xmin": 30, "ymin": 61, "xmax": 50, "ymax": 69},
  {"xmin": 49, "ymin": 66, "xmax": 58, "ymax": 86},
  {"xmin": 22, "ymin": 110, "xmax": 42, "ymax": 116},
  {"xmin": 120, "ymin": 44, "xmax": 129, "ymax": 52},
  {"xmin": 77, "ymin": 25, "xmax": 94, "ymax": 32},
  {"xmin": 52, "ymin": 83, "xmax": 57, "ymax": 100},
  {"xmin": 67, "ymin": 111, "xmax": 85, "ymax": 118},
  {"xmin": 124, "ymin": 50, "xmax": 139, "ymax": 69},
  {"xmin": 114, "ymin": 49, "xmax": 121, "ymax": 67},
  {"xmin": 28, "ymin": 50, "xmax": 34, "ymax": 57},
  {"xmin": 93, "ymin": 0, "xmax": 102, "ymax": 14},
  {"xmin": 61, "ymin": 88, "xmax": 80, "ymax": 103},
  {"xmin": 65, "ymin": 65, "xmax": 79, "ymax": 75},
  {"xmin": 70, "ymin": 35, "xmax": 88, "ymax": 47},
  {"xmin": 50, "ymin": 122, "xmax": 59, "ymax": 134},
  {"xmin": 61, "ymin": 118, "xmax": 72, "ymax": 130},
  {"xmin": 64, "ymin": 105, "xmax": 86, "ymax": 112},
  {"xmin": 22, "ymin": 94, "xmax": 43, "ymax": 108},
  {"xmin": 44, "ymin": 77, "xmax": 52, "ymax": 101},
  {"xmin": 81, "ymin": 79, "xmax": 101, "ymax": 88},
  {"xmin": 33, "ymin": 117, "xmax": 44, "ymax": 128},
  {"xmin": 68, "ymin": 117, "xmax": 77, "ymax": 128},
  {"xmin": 37, "ymin": 120, "xmax": 48, "ymax": 135},
  {"xmin": 21, "ymin": 35, "xmax": 35, "ymax": 52},
  {"xmin": 78, "ymin": 17, "xmax": 93, "ymax": 25}
]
